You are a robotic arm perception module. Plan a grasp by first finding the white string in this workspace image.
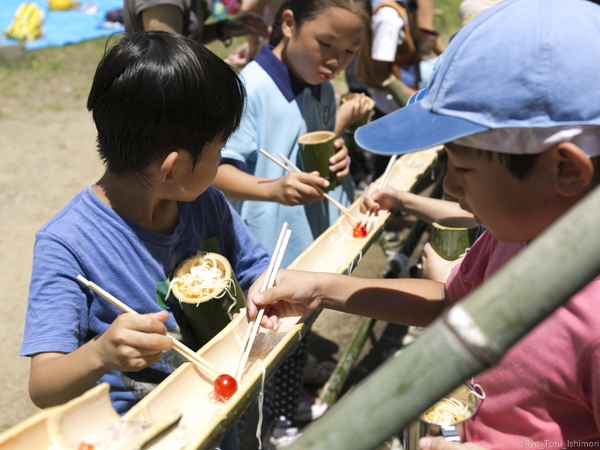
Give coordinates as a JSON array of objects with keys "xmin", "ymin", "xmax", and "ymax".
[
  {"xmin": 342, "ymin": 249, "xmax": 363, "ymax": 275},
  {"xmin": 329, "ymin": 233, "xmax": 345, "ymax": 245},
  {"xmin": 469, "ymin": 379, "xmax": 486, "ymax": 400},
  {"xmin": 224, "ymin": 281, "xmax": 238, "ymax": 320},
  {"xmin": 256, "ymin": 363, "xmax": 266, "ymax": 449}
]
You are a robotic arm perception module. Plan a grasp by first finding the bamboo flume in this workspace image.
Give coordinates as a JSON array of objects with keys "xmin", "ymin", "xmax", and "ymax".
[
  {"xmin": 287, "ymin": 183, "xmax": 600, "ymax": 450},
  {"xmin": 0, "ymin": 147, "xmax": 442, "ymax": 450}
]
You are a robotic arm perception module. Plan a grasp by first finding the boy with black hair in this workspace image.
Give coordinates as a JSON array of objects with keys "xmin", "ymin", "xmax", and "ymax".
[
  {"xmin": 20, "ymin": 32, "xmax": 270, "ymax": 443},
  {"xmin": 246, "ymin": 0, "xmax": 600, "ymax": 448}
]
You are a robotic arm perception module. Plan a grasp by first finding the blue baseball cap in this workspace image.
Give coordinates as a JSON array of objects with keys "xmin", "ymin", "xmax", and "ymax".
[{"xmin": 355, "ymin": 0, "xmax": 600, "ymax": 156}]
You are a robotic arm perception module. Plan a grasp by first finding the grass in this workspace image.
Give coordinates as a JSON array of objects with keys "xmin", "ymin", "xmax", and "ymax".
[
  {"xmin": 0, "ymin": 37, "xmax": 113, "ymax": 115},
  {"xmin": 0, "ymin": 1, "xmax": 463, "ymax": 115},
  {"xmin": 434, "ymin": 0, "xmax": 463, "ymax": 39},
  {"xmin": 0, "ymin": 33, "xmax": 246, "ymax": 117}
]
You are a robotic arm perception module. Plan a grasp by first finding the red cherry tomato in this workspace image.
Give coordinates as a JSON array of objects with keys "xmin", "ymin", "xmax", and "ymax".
[
  {"xmin": 214, "ymin": 374, "xmax": 238, "ymax": 400},
  {"xmin": 360, "ymin": 225, "xmax": 368, "ymax": 238},
  {"xmin": 353, "ymin": 223, "xmax": 368, "ymax": 238}
]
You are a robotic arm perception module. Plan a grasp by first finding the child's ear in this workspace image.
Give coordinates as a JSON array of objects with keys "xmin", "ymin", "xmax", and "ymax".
[
  {"xmin": 281, "ymin": 9, "xmax": 295, "ymax": 39},
  {"xmin": 552, "ymin": 142, "xmax": 594, "ymax": 197},
  {"xmin": 160, "ymin": 152, "xmax": 180, "ymax": 183}
]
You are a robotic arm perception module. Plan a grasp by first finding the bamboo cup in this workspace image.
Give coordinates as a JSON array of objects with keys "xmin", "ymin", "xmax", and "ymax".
[
  {"xmin": 419, "ymin": 383, "xmax": 480, "ymax": 443},
  {"xmin": 382, "ymin": 75, "xmax": 410, "ymax": 107},
  {"xmin": 430, "ymin": 217, "xmax": 480, "ymax": 261},
  {"xmin": 170, "ymin": 252, "xmax": 246, "ymax": 346},
  {"xmin": 297, "ymin": 131, "xmax": 338, "ymax": 192}
]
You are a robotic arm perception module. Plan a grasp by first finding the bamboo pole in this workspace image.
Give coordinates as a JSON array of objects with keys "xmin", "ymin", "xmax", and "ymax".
[
  {"xmin": 382, "ymin": 75, "xmax": 410, "ymax": 108},
  {"xmin": 318, "ymin": 317, "xmax": 375, "ymax": 407},
  {"xmin": 288, "ymin": 183, "xmax": 600, "ymax": 450}
]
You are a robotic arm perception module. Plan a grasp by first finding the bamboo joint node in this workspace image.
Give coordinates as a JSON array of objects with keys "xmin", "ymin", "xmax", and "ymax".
[{"xmin": 442, "ymin": 305, "xmax": 499, "ymax": 367}]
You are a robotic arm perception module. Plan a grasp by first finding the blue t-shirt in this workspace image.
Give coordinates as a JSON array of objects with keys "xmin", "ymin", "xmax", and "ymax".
[
  {"xmin": 21, "ymin": 186, "xmax": 270, "ymax": 414},
  {"xmin": 221, "ymin": 46, "xmax": 354, "ymax": 267}
]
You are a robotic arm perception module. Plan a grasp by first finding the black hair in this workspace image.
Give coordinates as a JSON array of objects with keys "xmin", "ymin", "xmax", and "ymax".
[
  {"xmin": 269, "ymin": 0, "xmax": 370, "ymax": 47},
  {"xmin": 87, "ymin": 31, "xmax": 246, "ymax": 176},
  {"xmin": 269, "ymin": 0, "xmax": 290, "ymax": 46},
  {"xmin": 477, "ymin": 150, "xmax": 541, "ymax": 180}
]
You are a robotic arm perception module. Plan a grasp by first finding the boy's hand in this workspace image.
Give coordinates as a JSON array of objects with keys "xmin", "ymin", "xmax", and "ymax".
[
  {"xmin": 330, "ymin": 139, "xmax": 350, "ymax": 178},
  {"xmin": 271, "ymin": 171, "xmax": 326, "ymax": 206},
  {"xmin": 360, "ymin": 184, "xmax": 402, "ymax": 213},
  {"xmin": 95, "ymin": 311, "xmax": 172, "ymax": 372},
  {"xmin": 247, "ymin": 269, "xmax": 324, "ymax": 332},
  {"xmin": 419, "ymin": 437, "xmax": 487, "ymax": 450},
  {"xmin": 422, "ymin": 243, "xmax": 464, "ymax": 283}
]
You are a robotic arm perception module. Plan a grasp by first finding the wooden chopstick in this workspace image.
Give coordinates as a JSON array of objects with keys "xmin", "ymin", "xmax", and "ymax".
[
  {"xmin": 233, "ymin": 222, "xmax": 289, "ymax": 378},
  {"xmin": 76, "ymin": 275, "xmax": 220, "ymax": 381},
  {"xmin": 234, "ymin": 223, "xmax": 291, "ymax": 381},
  {"xmin": 276, "ymin": 152, "xmax": 358, "ymax": 226},
  {"xmin": 259, "ymin": 149, "xmax": 292, "ymax": 174},
  {"xmin": 361, "ymin": 155, "xmax": 399, "ymax": 231}
]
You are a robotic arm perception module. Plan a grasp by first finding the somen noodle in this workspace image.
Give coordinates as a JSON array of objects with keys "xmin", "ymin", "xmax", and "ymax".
[{"xmin": 421, "ymin": 397, "xmax": 470, "ymax": 425}]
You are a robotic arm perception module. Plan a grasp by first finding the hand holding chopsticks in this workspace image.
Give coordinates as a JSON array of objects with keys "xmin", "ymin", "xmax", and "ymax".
[
  {"xmin": 234, "ymin": 222, "xmax": 292, "ymax": 381},
  {"xmin": 258, "ymin": 149, "xmax": 358, "ymax": 227},
  {"xmin": 76, "ymin": 275, "xmax": 220, "ymax": 381},
  {"xmin": 360, "ymin": 155, "xmax": 398, "ymax": 233}
]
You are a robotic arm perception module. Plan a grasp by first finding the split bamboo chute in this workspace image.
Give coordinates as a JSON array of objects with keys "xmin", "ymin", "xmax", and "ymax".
[{"xmin": 0, "ymin": 147, "xmax": 442, "ymax": 450}]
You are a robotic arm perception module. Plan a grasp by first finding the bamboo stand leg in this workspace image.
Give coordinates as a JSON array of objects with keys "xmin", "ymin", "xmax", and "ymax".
[{"xmin": 318, "ymin": 317, "xmax": 375, "ymax": 407}]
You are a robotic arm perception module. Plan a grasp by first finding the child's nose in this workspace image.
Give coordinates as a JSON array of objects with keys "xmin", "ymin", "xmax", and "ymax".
[
  {"xmin": 443, "ymin": 170, "xmax": 462, "ymax": 200},
  {"xmin": 325, "ymin": 53, "xmax": 340, "ymax": 69}
]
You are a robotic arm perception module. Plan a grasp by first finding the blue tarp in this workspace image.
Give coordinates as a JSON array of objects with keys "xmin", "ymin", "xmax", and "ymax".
[{"xmin": 0, "ymin": 0, "xmax": 124, "ymax": 50}]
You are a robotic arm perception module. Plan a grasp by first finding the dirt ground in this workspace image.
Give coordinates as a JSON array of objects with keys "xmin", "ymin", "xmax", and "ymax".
[
  {"xmin": 0, "ymin": 39, "xmax": 107, "ymax": 432},
  {"xmin": 0, "ymin": 38, "xmax": 418, "ymax": 448}
]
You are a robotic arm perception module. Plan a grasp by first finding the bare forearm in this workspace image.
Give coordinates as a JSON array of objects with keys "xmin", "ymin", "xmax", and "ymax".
[
  {"xmin": 200, "ymin": 22, "xmax": 219, "ymax": 44},
  {"xmin": 400, "ymin": 193, "xmax": 473, "ymax": 224},
  {"xmin": 29, "ymin": 342, "xmax": 106, "ymax": 408},
  {"xmin": 240, "ymin": 0, "xmax": 271, "ymax": 13},
  {"xmin": 320, "ymin": 273, "xmax": 447, "ymax": 327},
  {"xmin": 213, "ymin": 164, "xmax": 276, "ymax": 201}
]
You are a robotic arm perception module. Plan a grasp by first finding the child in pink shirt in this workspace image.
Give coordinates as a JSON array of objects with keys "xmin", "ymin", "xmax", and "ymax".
[{"xmin": 243, "ymin": 0, "xmax": 600, "ymax": 448}]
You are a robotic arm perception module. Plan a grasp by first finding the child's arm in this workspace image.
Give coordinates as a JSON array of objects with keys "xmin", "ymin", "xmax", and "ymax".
[
  {"xmin": 140, "ymin": 4, "xmax": 269, "ymax": 44},
  {"xmin": 28, "ymin": 311, "xmax": 172, "ymax": 408},
  {"xmin": 334, "ymin": 95, "xmax": 372, "ymax": 137},
  {"xmin": 362, "ymin": 184, "xmax": 473, "ymax": 224},
  {"xmin": 226, "ymin": 0, "xmax": 273, "ymax": 67},
  {"xmin": 247, "ymin": 269, "xmax": 449, "ymax": 331},
  {"xmin": 213, "ymin": 164, "xmax": 328, "ymax": 205}
]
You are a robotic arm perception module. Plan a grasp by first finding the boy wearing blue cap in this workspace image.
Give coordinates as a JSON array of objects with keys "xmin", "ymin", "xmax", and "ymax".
[{"xmin": 245, "ymin": 0, "xmax": 600, "ymax": 448}]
